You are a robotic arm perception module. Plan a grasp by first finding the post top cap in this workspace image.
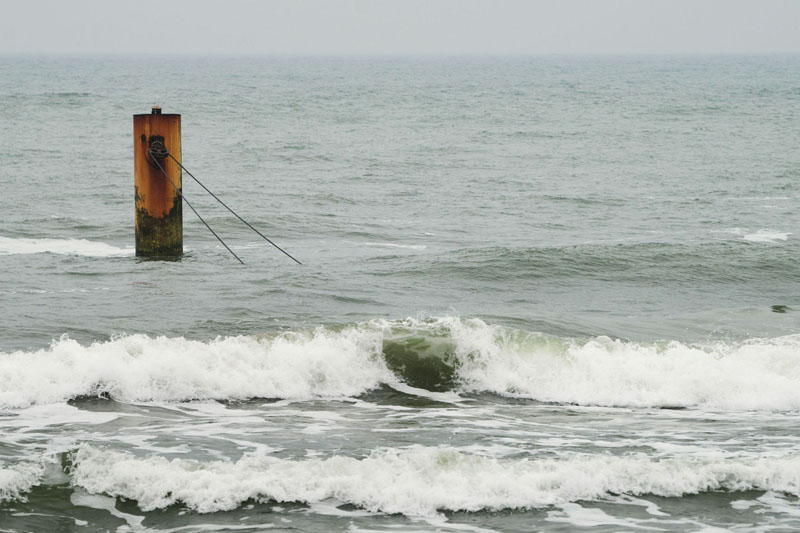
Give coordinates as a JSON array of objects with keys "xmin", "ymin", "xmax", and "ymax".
[{"xmin": 133, "ymin": 110, "xmax": 180, "ymax": 119}]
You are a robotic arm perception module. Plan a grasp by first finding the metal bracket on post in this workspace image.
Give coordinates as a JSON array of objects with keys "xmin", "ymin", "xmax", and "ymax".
[{"xmin": 147, "ymin": 135, "xmax": 169, "ymax": 165}]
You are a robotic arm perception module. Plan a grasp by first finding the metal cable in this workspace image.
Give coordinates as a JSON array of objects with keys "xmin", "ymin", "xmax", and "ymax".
[
  {"xmin": 149, "ymin": 153, "xmax": 245, "ymax": 265},
  {"xmin": 166, "ymin": 153, "xmax": 302, "ymax": 265}
]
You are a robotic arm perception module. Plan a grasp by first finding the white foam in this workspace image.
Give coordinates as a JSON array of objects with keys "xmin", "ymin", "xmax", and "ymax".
[
  {"xmin": 387, "ymin": 382, "xmax": 462, "ymax": 403},
  {"xmin": 70, "ymin": 489, "xmax": 144, "ymax": 528},
  {"xmin": 0, "ymin": 403, "xmax": 119, "ymax": 455},
  {"xmin": 0, "ymin": 328, "xmax": 392, "ymax": 409},
  {"xmin": 344, "ymin": 240, "xmax": 426, "ymax": 250},
  {"xmin": 606, "ymin": 494, "xmax": 669, "ymax": 516},
  {"xmin": 546, "ymin": 503, "xmax": 656, "ymax": 529},
  {"xmin": 71, "ymin": 444, "xmax": 800, "ymax": 516},
  {"xmin": 0, "ymin": 460, "xmax": 45, "ymax": 503},
  {"xmin": 429, "ymin": 317, "xmax": 800, "ymax": 410},
  {"xmin": 0, "ymin": 236, "xmax": 133, "ymax": 257},
  {"xmin": 742, "ymin": 230, "xmax": 791, "ymax": 243},
  {"xmin": 755, "ymin": 491, "xmax": 800, "ymax": 518},
  {"xmin": 363, "ymin": 242, "xmax": 426, "ymax": 250},
  {"xmin": 730, "ymin": 499, "xmax": 758, "ymax": 510},
  {"xmin": 0, "ymin": 403, "xmax": 120, "ymax": 431},
  {"xmin": 3, "ymin": 317, "xmax": 800, "ymax": 411}
]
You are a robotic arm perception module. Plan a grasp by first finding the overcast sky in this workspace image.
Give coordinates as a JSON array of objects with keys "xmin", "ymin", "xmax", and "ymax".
[{"xmin": 1, "ymin": 0, "xmax": 799, "ymax": 55}]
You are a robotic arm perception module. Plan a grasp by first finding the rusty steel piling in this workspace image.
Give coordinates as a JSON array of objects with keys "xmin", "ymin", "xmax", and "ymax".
[{"xmin": 133, "ymin": 107, "xmax": 183, "ymax": 257}]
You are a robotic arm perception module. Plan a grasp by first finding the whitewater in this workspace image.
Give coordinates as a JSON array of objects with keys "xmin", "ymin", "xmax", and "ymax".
[
  {"xmin": 2, "ymin": 318, "xmax": 800, "ymax": 411},
  {"xmin": 3, "ymin": 318, "xmax": 800, "ymax": 531}
]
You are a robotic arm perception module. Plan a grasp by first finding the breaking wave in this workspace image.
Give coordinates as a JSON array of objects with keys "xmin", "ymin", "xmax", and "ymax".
[
  {"xmin": 0, "ymin": 461, "xmax": 45, "ymax": 503},
  {"xmin": 71, "ymin": 444, "xmax": 800, "ymax": 515},
  {"xmin": 1, "ymin": 317, "xmax": 800, "ymax": 410}
]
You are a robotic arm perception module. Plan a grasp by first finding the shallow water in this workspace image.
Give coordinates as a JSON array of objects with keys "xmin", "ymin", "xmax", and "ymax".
[{"xmin": 1, "ymin": 55, "xmax": 799, "ymax": 531}]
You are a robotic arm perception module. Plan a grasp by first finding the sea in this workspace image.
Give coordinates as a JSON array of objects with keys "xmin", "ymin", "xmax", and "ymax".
[{"xmin": 1, "ymin": 55, "xmax": 799, "ymax": 532}]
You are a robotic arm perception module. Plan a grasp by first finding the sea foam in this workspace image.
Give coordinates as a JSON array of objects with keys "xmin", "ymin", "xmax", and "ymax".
[
  {"xmin": 0, "ymin": 328, "xmax": 391, "ymax": 409},
  {"xmin": 0, "ymin": 236, "xmax": 132, "ymax": 257},
  {"xmin": 439, "ymin": 317, "xmax": 800, "ymax": 410},
  {"xmin": 0, "ymin": 461, "xmax": 45, "ymax": 503},
  {"xmin": 71, "ymin": 444, "xmax": 800, "ymax": 515},
  {"xmin": 742, "ymin": 230, "xmax": 791, "ymax": 243},
  {"xmin": 1, "ymin": 317, "xmax": 800, "ymax": 410}
]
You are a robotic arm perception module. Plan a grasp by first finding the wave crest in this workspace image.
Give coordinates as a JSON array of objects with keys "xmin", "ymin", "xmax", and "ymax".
[
  {"xmin": 2, "ymin": 317, "xmax": 800, "ymax": 410},
  {"xmin": 71, "ymin": 444, "xmax": 800, "ymax": 515},
  {"xmin": 0, "ymin": 327, "xmax": 391, "ymax": 409},
  {"xmin": 0, "ymin": 461, "xmax": 45, "ymax": 503}
]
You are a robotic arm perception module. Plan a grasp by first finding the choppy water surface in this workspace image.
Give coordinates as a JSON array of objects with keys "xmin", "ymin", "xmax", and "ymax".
[{"xmin": 1, "ymin": 55, "xmax": 799, "ymax": 532}]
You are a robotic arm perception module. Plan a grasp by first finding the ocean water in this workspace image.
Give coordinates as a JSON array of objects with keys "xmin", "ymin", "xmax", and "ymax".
[{"xmin": 1, "ymin": 55, "xmax": 799, "ymax": 532}]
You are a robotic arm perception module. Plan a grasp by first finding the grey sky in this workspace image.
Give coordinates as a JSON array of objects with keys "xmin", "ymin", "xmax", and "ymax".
[{"xmin": 1, "ymin": 0, "xmax": 799, "ymax": 55}]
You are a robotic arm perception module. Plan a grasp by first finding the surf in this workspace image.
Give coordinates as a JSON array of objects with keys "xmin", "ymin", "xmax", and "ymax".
[{"xmin": 1, "ymin": 317, "xmax": 800, "ymax": 411}]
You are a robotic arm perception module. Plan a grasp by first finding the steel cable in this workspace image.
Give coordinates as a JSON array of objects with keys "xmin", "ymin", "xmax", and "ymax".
[
  {"xmin": 167, "ymin": 153, "xmax": 302, "ymax": 265},
  {"xmin": 149, "ymin": 152, "xmax": 245, "ymax": 264}
]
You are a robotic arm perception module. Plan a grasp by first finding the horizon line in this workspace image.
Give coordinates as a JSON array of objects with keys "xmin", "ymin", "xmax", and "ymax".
[{"xmin": 2, "ymin": 51, "xmax": 800, "ymax": 57}]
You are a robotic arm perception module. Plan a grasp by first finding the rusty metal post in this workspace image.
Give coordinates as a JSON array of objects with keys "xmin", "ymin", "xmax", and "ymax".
[{"xmin": 133, "ymin": 106, "xmax": 183, "ymax": 257}]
